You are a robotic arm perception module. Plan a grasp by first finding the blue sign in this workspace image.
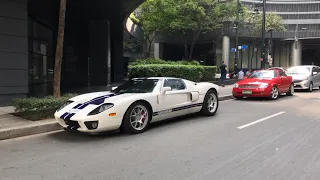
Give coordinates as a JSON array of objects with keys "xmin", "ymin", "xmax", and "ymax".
[
  {"xmin": 241, "ymin": 45, "xmax": 248, "ymax": 49},
  {"xmin": 231, "ymin": 48, "xmax": 237, "ymax": 52}
]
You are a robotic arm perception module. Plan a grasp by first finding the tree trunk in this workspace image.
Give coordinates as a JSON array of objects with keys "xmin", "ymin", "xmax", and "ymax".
[
  {"xmin": 183, "ymin": 42, "xmax": 188, "ymax": 60},
  {"xmin": 188, "ymin": 30, "xmax": 201, "ymax": 61},
  {"xmin": 147, "ymin": 39, "xmax": 152, "ymax": 57},
  {"xmin": 53, "ymin": 0, "xmax": 67, "ymax": 98}
]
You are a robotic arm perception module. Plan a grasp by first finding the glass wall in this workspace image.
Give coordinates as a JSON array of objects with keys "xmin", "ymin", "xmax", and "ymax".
[{"xmin": 28, "ymin": 17, "xmax": 54, "ymax": 96}]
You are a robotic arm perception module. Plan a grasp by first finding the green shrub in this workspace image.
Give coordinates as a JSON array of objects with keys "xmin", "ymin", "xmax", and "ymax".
[
  {"xmin": 12, "ymin": 93, "xmax": 78, "ymax": 120},
  {"xmin": 128, "ymin": 64, "xmax": 207, "ymax": 82},
  {"xmin": 201, "ymin": 66, "xmax": 217, "ymax": 81},
  {"xmin": 129, "ymin": 58, "xmax": 200, "ymax": 66}
]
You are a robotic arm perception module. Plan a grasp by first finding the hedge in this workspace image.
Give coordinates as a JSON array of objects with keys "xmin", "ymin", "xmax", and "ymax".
[
  {"xmin": 128, "ymin": 64, "xmax": 216, "ymax": 82},
  {"xmin": 129, "ymin": 58, "xmax": 200, "ymax": 66},
  {"xmin": 12, "ymin": 93, "xmax": 78, "ymax": 120}
]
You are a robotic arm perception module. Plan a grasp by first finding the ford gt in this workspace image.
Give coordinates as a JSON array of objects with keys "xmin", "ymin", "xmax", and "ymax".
[{"xmin": 54, "ymin": 77, "xmax": 219, "ymax": 134}]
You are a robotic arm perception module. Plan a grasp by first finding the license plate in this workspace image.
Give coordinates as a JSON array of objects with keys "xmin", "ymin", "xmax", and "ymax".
[{"xmin": 242, "ymin": 90, "xmax": 252, "ymax": 94}]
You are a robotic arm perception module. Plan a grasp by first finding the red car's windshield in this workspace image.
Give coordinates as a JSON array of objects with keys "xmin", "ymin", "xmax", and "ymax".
[{"xmin": 248, "ymin": 70, "xmax": 276, "ymax": 79}]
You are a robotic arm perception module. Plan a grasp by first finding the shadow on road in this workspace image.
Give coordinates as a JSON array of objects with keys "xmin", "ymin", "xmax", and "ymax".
[
  {"xmin": 44, "ymin": 113, "xmax": 214, "ymax": 142},
  {"xmin": 234, "ymin": 94, "xmax": 295, "ymax": 102}
]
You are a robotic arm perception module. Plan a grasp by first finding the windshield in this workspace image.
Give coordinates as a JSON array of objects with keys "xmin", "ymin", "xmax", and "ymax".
[
  {"xmin": 287, "ymin": 66, "xmax": 311, "ymax": 75},
  {"xmin": 111, "ymin": 79, "xmax": 159, "ymax": 94},
  {"xmin": 248, "ymin": 71, "xmax": 276, "ymax": 79}
]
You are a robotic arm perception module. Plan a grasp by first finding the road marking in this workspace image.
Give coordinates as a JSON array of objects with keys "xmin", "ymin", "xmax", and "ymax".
[{"xmin": 237, "ymin": 111, "xmax": 285, "ymax": 129}]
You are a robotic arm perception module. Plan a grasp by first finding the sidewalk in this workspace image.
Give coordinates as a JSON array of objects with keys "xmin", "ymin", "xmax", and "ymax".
[{"xmin": 0, "ymin": 85, "xmax": 234, "ymax": 141}]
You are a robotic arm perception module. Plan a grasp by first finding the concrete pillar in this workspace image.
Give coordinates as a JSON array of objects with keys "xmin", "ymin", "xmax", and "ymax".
[
  {"xmin": 222, "ymin": 36, "xmax": 230, "ymax": 68},
  {"xmin": 154, "ymin": 43, "xmax": 160, "ymax": 58},
  {"xmin": 291, "ymin": 40, "xmax": 302, "ymax": 66}
]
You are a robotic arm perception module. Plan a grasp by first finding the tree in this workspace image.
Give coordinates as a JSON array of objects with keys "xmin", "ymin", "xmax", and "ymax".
[
  {"xmin": 243, "ymin": 11, "xmax": 286, "ymax": 68},
  {"xmin": 138, "ymin": 0, "xmax": 239, "ymax": 60},
  {"xmin": 138, "ymin": 0, "xmax": 169, "ymax": 57},
  {"xmin": 53, "ymin": 0, "xmax": 67, "ymax": 98}
]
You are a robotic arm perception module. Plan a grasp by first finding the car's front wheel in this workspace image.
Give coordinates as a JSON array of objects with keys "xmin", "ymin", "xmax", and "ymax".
[
  {"xmin": 286, "ymin": 83, "xmax": 294, "ymax": 96},
  {"xmin": 270, "ymin": 86, "xmax": 279, "ymax": 100},
  {"xmin": 308, "ymin": 82, "xmax": 313, "ymax": 92},
  {"xmin": 201, "ymin": 89, "xmax": 219, "ymax": 116},
  {"xmin": 121, "ymin": 102, "xmax": 151, "ymax": 134}
]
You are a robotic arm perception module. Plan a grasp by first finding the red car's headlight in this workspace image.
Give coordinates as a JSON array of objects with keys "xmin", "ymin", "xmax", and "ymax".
[
  {"xmin": 259, "ymin": 83, "xmax": 269, "ymax": 88},
  {"xmin": 233, "ymin": 83, "xmax": 239, "ymax": 88}
]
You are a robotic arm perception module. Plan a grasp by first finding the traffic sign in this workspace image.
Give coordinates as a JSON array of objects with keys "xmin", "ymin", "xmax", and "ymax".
[
  {"xmin": 231, "ymin": 48, "xmax": 237, "ymax": 52},
  {"xmin": 241, "ymin": 45, "xmax": 248, "ymax": 49}
]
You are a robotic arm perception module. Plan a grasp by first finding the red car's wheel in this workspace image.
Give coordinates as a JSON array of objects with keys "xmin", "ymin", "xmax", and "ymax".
[
  {"xmin": 270, "ymin": 86, "xmax": 279, "ymax": 100},
  {"xmin": 286, "ymin": 83, "xmax": 294, "ymax": 96}
]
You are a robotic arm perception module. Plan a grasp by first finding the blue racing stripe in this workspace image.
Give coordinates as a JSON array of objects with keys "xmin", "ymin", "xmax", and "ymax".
[{"xmin": 153, "ymin": 103, "xmax": 203, "ymax": 116}]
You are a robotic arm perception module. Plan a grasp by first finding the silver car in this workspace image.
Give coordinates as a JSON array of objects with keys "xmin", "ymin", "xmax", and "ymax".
[{"xmin": 286, "ymin": 65, "xmax": 320, "ymax": 92}]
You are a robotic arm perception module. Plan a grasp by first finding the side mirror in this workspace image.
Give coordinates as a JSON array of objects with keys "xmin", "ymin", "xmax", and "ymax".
[
  {"xmin": 161, "ymin": 87, "xmax": 172, "ymax": 94},
  {"xmin": 313, "ymin": 72, "xmax": 317, "ymax": 75},
  {"xmin": 111, "ymin": 86, "xmax": 118, "ymax": 90}
]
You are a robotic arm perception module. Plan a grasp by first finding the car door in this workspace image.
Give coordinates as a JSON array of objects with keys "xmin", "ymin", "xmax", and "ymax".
[
  {"xmin": 280, "ymin": 70, "xmax": 290, "ymax": 93},
  {"xmin": 157, "ymin": 78, "xmax": 192, "ymax": 119}
]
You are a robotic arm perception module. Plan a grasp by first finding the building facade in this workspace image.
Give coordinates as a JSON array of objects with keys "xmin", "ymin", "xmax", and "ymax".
[
  {"xmin": 0, "ymin": 0, "xmax": 142, "ymax": 106},
  {"xmin": 154, "ymin": 0, "xmax": 320, "ymax": 71}
]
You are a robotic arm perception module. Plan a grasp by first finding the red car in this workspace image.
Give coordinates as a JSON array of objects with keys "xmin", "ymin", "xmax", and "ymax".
[{"xmin": 232, "ymin": 69, "xmax": 294, "ymax": 100}]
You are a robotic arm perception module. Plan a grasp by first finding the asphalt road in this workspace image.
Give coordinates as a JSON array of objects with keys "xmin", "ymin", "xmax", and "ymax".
[{"xmin": 1, "ymin": 89, "xmax": 320, "ymax": 180}]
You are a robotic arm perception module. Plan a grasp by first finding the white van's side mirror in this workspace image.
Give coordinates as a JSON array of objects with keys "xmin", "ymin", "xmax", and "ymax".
[
  {"xmin": 313, "ymin": 72, "xmax": 317, "ymax": 75},
  {"xmin": 111, "ymin": 86, "xmax": 118, "ymax": 90}
]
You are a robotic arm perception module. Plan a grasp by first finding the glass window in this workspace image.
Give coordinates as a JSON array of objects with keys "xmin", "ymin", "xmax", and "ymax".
[
  {"xmin": 111, "ymin": 79, "xmax": 159, "ymax": 94},
  {"xmin": 163, "ymin": 79, "xmax": 186, "ymax": 90},
  {"xmin": 249, "ymin": 70, "xmax": 276, "ymax": 79},
  {"xmin": 280, "ymin": 71, "xmax": 287, "ymax": 77}
]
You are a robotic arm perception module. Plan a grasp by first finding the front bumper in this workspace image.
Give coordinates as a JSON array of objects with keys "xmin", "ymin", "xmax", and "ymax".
[
  {"xmin": 232, "ymin": 88, "xmax": 272, "ymax": 97},
  {"xmin": 55, "ymin": 115, "xmax": 123, "ymax": 133},
  {"xmin": 293, "ymin": 80, "xmax": 310, "ymax": 89}
]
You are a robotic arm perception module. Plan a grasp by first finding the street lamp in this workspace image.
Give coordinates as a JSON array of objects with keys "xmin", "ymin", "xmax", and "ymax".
[
  {"xmin": 234, "ymin": 0, "xmax": 240, "ymax": 73},
  {"xmin": 261, "ymin": 0, "xmax": 266, "ymax": 69}
]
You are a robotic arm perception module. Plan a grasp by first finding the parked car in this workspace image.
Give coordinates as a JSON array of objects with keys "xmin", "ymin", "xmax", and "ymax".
[
  {"xmin": 54, "ymin": 77, "xmax": 219, "ymax": 134},
  {"xmin": 286, "ymin": 65, "xmax": 320, "ymax": 92},
  {"xmin": 232, "ymin": 69, "xmax": 294, "ymax": 100}
]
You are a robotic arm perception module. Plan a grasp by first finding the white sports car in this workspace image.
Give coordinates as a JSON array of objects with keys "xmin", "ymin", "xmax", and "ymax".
[{"xmin": 54, "ymin": 77, "xmax": 219, "ymax": 134}]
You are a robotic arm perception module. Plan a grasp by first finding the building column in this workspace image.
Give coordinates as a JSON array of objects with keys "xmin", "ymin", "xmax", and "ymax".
[
  {"xmin": 154, "ymin": 43, "xmax": 160, "ymax": 58},
  {"xmin": 291, "ymin": 40, "xmax": 302, "ymax": 66},
  {"xmin": 222, "ymin": 36, "xmax": 230, "ymax": 68}
]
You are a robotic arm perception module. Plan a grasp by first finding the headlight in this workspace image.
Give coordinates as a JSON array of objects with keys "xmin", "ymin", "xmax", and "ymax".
[
  {"xmin": 57, "ymin": 101, "xmax": 73, "ymax": 112},
  {"xmin": 233, "ymin": 83, "xmax": 239, "ymax": 88},
  {"xmin": 88, "ymin": 103, "xmax": 114, "ymax": 115},
  {"xmin": 259, "ymin": 83, "xmax": 269, "ymax": 88}
]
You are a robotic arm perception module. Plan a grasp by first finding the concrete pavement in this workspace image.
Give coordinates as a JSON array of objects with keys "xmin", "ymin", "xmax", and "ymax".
[
  {"xmin": 0, "ymin": 89, "xmax": 320, "ymax": 180},
  {"xmin": 0, "ymin": 85, "xmax": 234, "ymax": 141}
]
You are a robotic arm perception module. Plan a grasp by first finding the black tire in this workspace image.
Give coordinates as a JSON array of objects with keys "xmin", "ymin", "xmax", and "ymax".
[
  {"xmin": 201, "ymin": 89, "xmax": 219, "ymax": 116},
  {"xmin": 233, "ymin": 96, "xmax": 243, "ymax": 100},
  {"xmin": 286, "ymin": 83, "xmax": 294, "ymax": 96},
  {"xmin": 120, "ymin": 101, "xmax": 152, "ymax": 134},
  {"xmin": 307, "ymin": 82, "xmax": 313, "ymax": 92},
  {"xmin": 270, "ymin": 86, "xmax": 279, "ymax": 100}
]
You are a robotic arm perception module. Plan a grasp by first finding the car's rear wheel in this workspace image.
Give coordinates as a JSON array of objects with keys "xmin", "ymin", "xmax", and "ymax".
[
  {"xmin": 270, "ymin": 86, "xmax": 279, "ymax": 100},
  {"xmin": 286, "ymin": 83, "xmax": 294, "ymax": 96},
  {"xmin": 307, "ymin": 82, "xmax": 313, "ymax": 92},
  {"xmin": 121, "ymin": 102, "xmax": 151, "ymax": 134},
  {"xmin": 201, "ymin": 89, "xmax": 219, "ymax": 116}
]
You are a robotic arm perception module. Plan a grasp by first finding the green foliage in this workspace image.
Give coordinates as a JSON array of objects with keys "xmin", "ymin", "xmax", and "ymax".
[
  {"xmin": 139, "ymin": 0, "xmax": 240, "ymax": 59},
  {"xmin": 201, "ymin": 66, "xmax": 217, "ymax": 82},
  {"xmin": 244, "ymin": 11, "xmax": 286, "ymax": 37},
  {"xmin": 12, "ymin": 94, "xmax": 78, "ymax": 120},
  {"xmin": 128, "ymin": 64, "xmax": 216, "ymax": 82},
  {"xmin": 129, "ymin": 13, "xmax": 140, "ymax": 24},
  {"xmin": 129, "ymin": 58, "xmax": 200, "ymax": 66}
]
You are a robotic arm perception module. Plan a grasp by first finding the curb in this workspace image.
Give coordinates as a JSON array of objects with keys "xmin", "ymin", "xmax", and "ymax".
[
  {"xmin": 219, "ymin": 95, "xmax": 234, "ymax": 101},
  {"xmin": 0, "ymin": 95, "xmax": 235, "ymax": 141},
  {"xmin": 0, "ymin": 120, "xmax": 61, "ymax": 141}
]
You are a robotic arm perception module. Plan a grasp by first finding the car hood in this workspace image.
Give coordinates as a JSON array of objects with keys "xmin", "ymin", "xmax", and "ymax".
[
  {"xmin": 237, "ymin": 78, "xmax": 274, "ymax": 85},
  {"xmin": 287, "ymin": 73, "xmax": 309, "ymax": 80},
  {"xmin": 69, "ymin": 91, "xmax": 141, "ymax": 105}
]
